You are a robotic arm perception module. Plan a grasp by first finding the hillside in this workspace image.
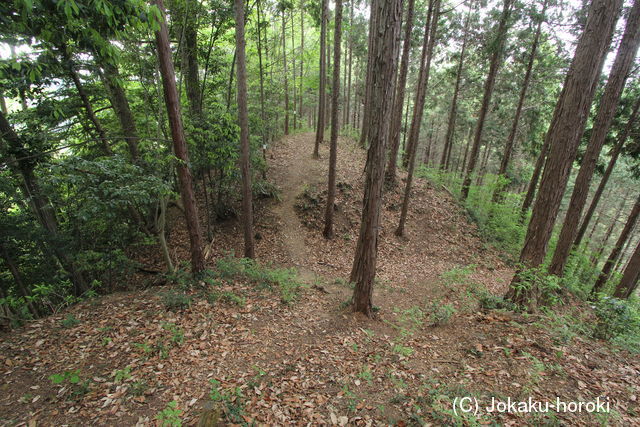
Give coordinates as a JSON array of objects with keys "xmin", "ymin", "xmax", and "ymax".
[{"xmin": 1, "ymin": 133, "xmax": 638, "ymax": 426}]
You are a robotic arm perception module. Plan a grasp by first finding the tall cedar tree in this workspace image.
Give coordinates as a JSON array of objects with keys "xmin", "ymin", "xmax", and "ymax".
[
  {"xmin": 314, "ymin": 0, "xmax": 328, "ymax": 158},
  {"xmin": 323, "ymin": 0, "xmax": 343, "ymax": 239},
  {"xmin": 358, "ymin": 3, "xmax": 379, "ymax": 148},
  {"xmin": 235, "ymin": 0, "xmax": 255, "ymax": 258},
  {"xmin": 575, "ymin": 98, "xmax": 640, "ymax": 246},
  {"xmin": 440, "ymin": 4, "xmax": 472, "ymax": 171},
  {"xmin": 592, "ymin": 194, "xmax": 640, "ymax": 295},
  {"xmin": 350, "ymin": 0, "xmax": 402, "ymax": 316},
  {"xmin": 282, "ymin": 8, "xmax": 290, "ymax": 135},
  {"xmin": 506, "ymin": 0, "xmax": 623, "ymax": 309},
  {"xmin": 550, "ymin": 0, "xmax": 640, "ymax": 276},
  {"xmin": 396, "ymin": 0, "xmax": 440, "ymax": 237},
  {"xmin": 385, "ymin": 0, "xmax": 416, "ymax": 185},
  {"xmin": 461, "ymin": 0, "xmax": 514, "ymax": 200},
  {"xmin": 153, "ymin": 0, "xmax": 205, "ymax": 275},
  {"xmin": 613, "ymin": 238, "xmax": 640, "ymax": 298},
  {"xmin": 492, "ymin": 0, "xmax": 548, "ymax": 201}
]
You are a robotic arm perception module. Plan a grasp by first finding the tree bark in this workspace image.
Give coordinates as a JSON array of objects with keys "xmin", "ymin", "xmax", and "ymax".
[
  {"xmin": 440, "ymin": 5, "xmax": 471, "ymax": 171},
  {"xmin": 396, "ymin": 0, "xmax": 440, "ymax": 237},
  {"xmin": 183, "ymin": 0, "xmax": 202, "ymax": 116},
  {"xmin": 314, "ymin": 0, "xmax": 328, "ymax": 158},
  {"xmin": 592, "ymin": 194, "xmax": 640, "ymax": 295},
  {"xmin": 507, "ymin": 0, "xmax": 622, "ymax": 309},
  {"xmin": 235, "ymin": 0, "xmax": 256, "ymax": 258},
  {"xmin": 550, "ymin": 0, "xmax": 640, "ymax": 276},
  {"xmin": 613, "ymin": 239, "xmax": 640, "ymax": 298},
  {"xmin": 493, "ymin": 0, "xmax": 547, "ymax": 201},
  {"xmin": 345, "ymin": 0, "xmax": 354, "ymax": 129},
  {"xmin": 461, "ymin": 0, "xmax": 513, "ymax": 200},
  {"xmin": 153, "ymin": 0, "xmax": 205, "ymax": 275},
  {"xmin": 282, "ymin": 11, "xmax": 290, "ymax": 135},
  {"xmin": 385, "ymin": 0, "xmax": 416, "ymax": 186},
  {"xmin": 575, "ymin": 98, "xmax": 640, "ymax": 247},
  {"xmin": 323, "ymin": 0, "xmax": 343, "ymax": 239},
  {"xmin": 350, "ymin": 0, "xmax": 402, "ymax": 317},
  {"xmin": 358, "ymin": 3, "xmax": 379, "ymax": 149},
  {"xmin": 99, "ymin": 63, "xmax": 140, "ymax": 162}
]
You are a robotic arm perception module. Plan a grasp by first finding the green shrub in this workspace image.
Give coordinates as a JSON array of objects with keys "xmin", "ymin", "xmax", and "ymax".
[
  {"xmin": 155, "ymin": 401, "xmax": 182, "ymax": 426},
  {"xmin": 594, "ymin": 297, "xmax": 640, "ymax": 341},
  {"xmin": 160, "ymin": 290, "xmax": 192, "ymax": 311},
  {"xmin": 61, "ymin": 313, "xmax": 80, "ymax": 328},
  {"xmin": 427, "ymin": 301, "xmax": 456, "ymax": 326}
]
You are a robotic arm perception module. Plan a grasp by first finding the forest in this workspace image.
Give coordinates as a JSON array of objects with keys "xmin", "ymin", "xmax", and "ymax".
[{"xmin": 1, "ymin": 0, "xmax": 640, "ymax": 424}]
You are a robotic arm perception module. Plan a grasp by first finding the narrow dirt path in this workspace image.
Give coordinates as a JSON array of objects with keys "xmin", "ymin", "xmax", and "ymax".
[{"xmin": 269, "ymin": 132, "xmax": 326, "ymax": 282}]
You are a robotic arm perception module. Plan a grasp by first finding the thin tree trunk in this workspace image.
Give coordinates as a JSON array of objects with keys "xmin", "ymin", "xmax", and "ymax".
[
  {"xmin": 550, "ymin": 0, "xmax": 640, "ymax": 276},
  {"xmin": 153, "ymin": 0, "xmax": 205, "ymax": 275},
  {"xmin": 291, "ymin": 9, "xmax": 297, "ymax": 131},
  {"xmin": 461, "ymin": 0, "xmax": 514, "ymax": 200},
  {"xmin": 613, "ymin": 239, "xmax": 640, "ymax": 298},
  {"xmin": 493, "ymin": 0, "xmax": 548, "ymax": 201},
  {"xmin": 183, "ymin": 0, "xmax": 202, "ymax": 116},
  {"xmin": 257, "ymin": 0, "xmax": 267, "ymax": 146},
  {"xmin": 314, "ymin": 0, "xmax": 328, "ymax": 158},
  {"xmin": 0, "ymin": 243, "xmax": 39, "ymax": 317},
  {"xmin": 323, "ymin": 0, "xmax": 343, "ymax": 239},
  {"xmin": 0, "ymin": 111, "xmax": 88, "ymax": 294},
  {"xmin": 60, "ymin": 48, "xmax": 111, "ymax": 156},
  {"xmin": 575, "ymin": 98, "xmax": 640, "ymax": 247},
  {"xmin": 282, "ymin": 11, "xmax": 290, "ymax": 135},
  {"xmin": 345, "ymin": 0, "xmax": 354, "ymax": 128},
  {"xmin": 440, "ymin": 5, "xmax": 471, "ymax": 171},
  {"xmin": 592, "ymin": 194, "xmax": 640, "ymax": 294},
  {"xmin": 507, "ymin": 0, "xmax": 622, "ymax": 309},
  {"xmin": 592, "ymin": 196, "xmax": 627, "ymax": 267},
  {"xmin": 396, "ymin": 0, "xmax": 440, "ymax": 237},
  {"xmin": 235, "ymin": 0, "xmax": 255, "ymax": 258},
  {"xmin": 350, "ymin": 0, "xmax": 402, "ymax": 317},
  {"xmin": 157, "ymin": 197, "xmax": 174, "ymax": 272},
  {"xmin": 520, "ymin": 133, "xmax": 550, "ymax": 219},
  {"xmin": 385, "ymin": 0, "xmax": 417, "ymax": 186},
  {"xmin": 99, "ymin": 63, "xmax": 140, "ymax": 162},
  {"xmin": 300, "ymin": 3, "xmax": 305, "ymax": 126},
  {"xmin": 358, "ymin": 3, "xmax": 379, "ymax": 148}
]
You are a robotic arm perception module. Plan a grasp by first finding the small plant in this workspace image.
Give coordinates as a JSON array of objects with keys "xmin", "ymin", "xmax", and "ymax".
[
  {"xmin": 49, "ymin": 369, "xmax": 90, "ymax": 400},
  {"xmin": 208, "ymin": 291, "xmax": 246, "ymax": 307},
  {"xmin": 113, "ymin": 366, "xmax": 132, "ymax": 383},
  {"xmin": 208, "ymin": 379, "xmax": 245, "ymax": 422},
  {"xmin": 161, "ymin": 322, "xmax": 185, "ymax": 346},
  {"xmin": 427, "ymin": 300, "xmax": 456, "ymax": 326},
  {"xmin": 155, "ymin": 400, "xmax": 182, "ymax": 426},
  {"xmin": 357, "ymin": 367, "xmax": 374, "ymax": 384},
  {"xmin": 61, "ymin": 313, "xmax": 80, "ymax": 328},
  {"xmin": 594, "ymin": 297, "xmax": 639, "ymax": 340},
  {"xmin": 392, "ymin": 344, "xmax": 414, "ymax": 357},
  {"xmin": 160, "ymin": 289, "xmax": 192, "ymax": 311},
  {"xmin": 129, "ymin": 380, "xmax": 148, "ymax": 397}
]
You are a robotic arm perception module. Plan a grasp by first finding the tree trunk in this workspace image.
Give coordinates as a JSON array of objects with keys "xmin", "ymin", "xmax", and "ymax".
[
  {"xmin": 592, "ymin": 196, "xmax": 627, "ymax": 267},
  {"xmin": 592, "ymin": 194, "xmax": 640, "ymax": 294},
  {"xmin": 461, "ymin": 0, "xmax": 514, "ymax": 200},
  {"xmin": 323, "ymin": 0, "xmax": 343, "ymax": 239},
  {"xmin": 60, "ymin": 48, "xmax": 111, "ymax": 156},
  {"xmin": 314, "ymin": 0, "xmax": 328, "ymax": 158},
  {"xmin": 440, "ymin": 5, "xmax": 471, "ymax": 171},
  {"xmin": 291, "ymin": 10, "xmax": 297, "ymax": 131},
  {"xmin": 575, "ymin": 98, "xmax": 640, "ymax": 247},
  {"xmin": 0, "ymin": 243, "xmax": 39, "ymax": 317},
  {"xmin": 613, "ymin": 239, "xmax": 640, "ymax": 298},
  {"xmin": 282, "ymin": 11, "xmax": 290, "ymax": 135},
  {"xmin": 358, "ymin": 3, "xmax": 379, "ymax": 149},
  {"xmin": 345, "ymin": 0, "xmax": 354, "ymax": 129},
  {"xmin": 235, "ymin": 0, "xmax": 256, "ymax": 258},
  {"xmin": 549, "ymin": 0, "xmax": 640, "ymax": 276},
  {"xmin": 183, "ymin": 0, "xmax": 202, "ymax": 116},
  {"xmin": 153, "ymin": 0, "xmax": 205, "ymax": 275},
  {"xmin": 0, "ymin": 111, "xmax": 88, "ymax": 295},
  {"xmin": 385, "ymin": 0, "xmax": 416, "ymax": 186},
  {"xmin": 397, "ymin": 0, "xmax": 440, "ymax": 237},
  {"xmin": 493, "ymin": 0, "xmax": 547, "ymax": 201},
  {"xmin": 300, "ymin": 3, "xmax": 305, "ymax": 126},
  {"xmin": 256, "ymin": 0, "xmax": 267, "ymax": 146},
  {"xmin": 520, "ymin": 134, "xmax": 550, "ymax": 220},
  {"xmin": 99, "ymin": 63, "xmax": 140, "ymax": 162},
  {"xmin": 350, "ymin": 0, "xmax": 402, "ymax": 317},
  {"xmin": 507, "ymin": 0, "xmax": 622, "ymax": 309}
]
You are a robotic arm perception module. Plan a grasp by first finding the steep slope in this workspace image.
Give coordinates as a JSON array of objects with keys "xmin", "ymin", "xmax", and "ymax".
[{"xmin": 0, "ymin": 133, "xmax": 638, "ymax": 426}]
